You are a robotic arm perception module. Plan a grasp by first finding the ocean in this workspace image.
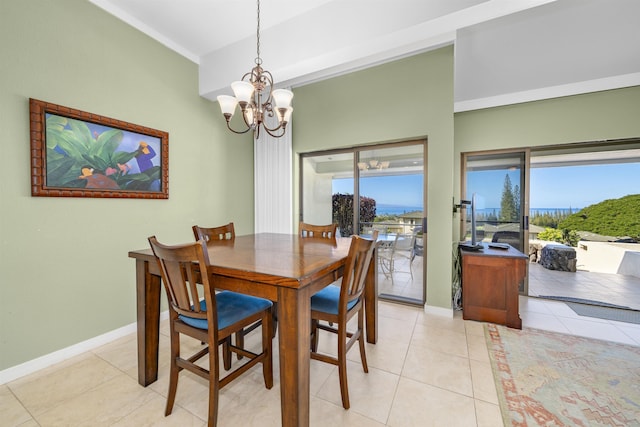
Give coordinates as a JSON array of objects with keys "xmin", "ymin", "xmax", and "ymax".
[
  {"xmin": 477, "ymin": 208, "xmax": 580, "ymax": 215},
  {"xmin": 376, "ymin": 204, "xmax": 423, "ymax": 215},
  {"xmin": 375, "ymin": 205, "xmax": 580, "ymax": 216}
]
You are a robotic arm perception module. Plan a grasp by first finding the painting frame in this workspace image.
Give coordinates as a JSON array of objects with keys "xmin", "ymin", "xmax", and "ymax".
[{"xmin": 30, "ymin": 98, "xmax": 169, "ymax": 199}]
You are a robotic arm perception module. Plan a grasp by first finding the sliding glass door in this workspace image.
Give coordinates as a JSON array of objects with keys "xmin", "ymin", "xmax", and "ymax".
[
  {"xmin": 300, "ymin": 140, "xmax": 426, "ymax": 304},
  {"xmin": 462, "ymin": 150, "xmax": 529, "ymax": 293}
]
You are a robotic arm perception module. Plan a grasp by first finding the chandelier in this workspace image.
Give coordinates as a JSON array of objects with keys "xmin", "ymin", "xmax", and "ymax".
[
  {"xmin": 217, "ymin": 0, "xmax": 293, "ymax": 139},
  {"xmin": 358, "ymin": 160, "xmax": 390, "ymax": 170}
]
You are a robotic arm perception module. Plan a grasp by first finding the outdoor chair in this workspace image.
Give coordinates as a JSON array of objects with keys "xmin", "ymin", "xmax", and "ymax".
[
  {"xmin": 148, "ymin": 236, "xmax": 273, "ymax": 427},
  {"xmin": 378, "ymin": 233, "xmax": 416, "ymax": 278},
  {"xmin": 310, "ymin": 231, "xmax": 378, "ymax": 409}
]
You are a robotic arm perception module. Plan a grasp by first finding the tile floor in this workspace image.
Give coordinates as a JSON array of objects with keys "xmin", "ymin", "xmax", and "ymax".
[{"xmin": 3, "ymin": 297, "xmax": 640, "ymax": 427}]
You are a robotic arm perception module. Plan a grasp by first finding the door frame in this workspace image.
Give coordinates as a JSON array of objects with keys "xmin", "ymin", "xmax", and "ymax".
[
  {"xmin": 299, "ymin": 138, "xmax": 428, "ymax": 305},
  {"xmin": 461, "ymin": 147, "xmax": 531, "ymax": 294}
]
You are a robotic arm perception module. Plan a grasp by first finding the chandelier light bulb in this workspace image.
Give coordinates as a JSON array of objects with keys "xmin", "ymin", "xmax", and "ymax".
[
  {"xmin": 231, "ymin": 81, "xmax": 255, "ymax": 104},
  {"xmin": 272, "ymin": 89, "xmax": 294, "ymax": 109},
  {"xmin": 217, "ymin": 95, "xmax": 238, "ymax": 117}
]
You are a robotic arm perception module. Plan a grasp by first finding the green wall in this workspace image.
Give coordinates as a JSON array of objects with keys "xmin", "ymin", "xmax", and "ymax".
[
  {"xmin": 0, "ymin": 0, "xmax": 254, "ymax": 370},
  {"xmin": 292, "ymin": 47, "xmax": 456, "ymax": 310}
]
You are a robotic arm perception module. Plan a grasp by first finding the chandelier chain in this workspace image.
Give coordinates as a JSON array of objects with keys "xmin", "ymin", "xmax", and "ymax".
[{"xmin": 255, "ymin": 0, "xmax": 261, "ymax": 65}]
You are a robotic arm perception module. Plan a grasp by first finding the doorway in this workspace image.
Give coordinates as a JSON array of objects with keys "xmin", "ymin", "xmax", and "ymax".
[
  {"xmin": 461, "ymin": 140, "xmax": 640, "ymax": 309},
  {"xmin": 300, "ymin": 140, "xmax": 426, "ymax": 305}
]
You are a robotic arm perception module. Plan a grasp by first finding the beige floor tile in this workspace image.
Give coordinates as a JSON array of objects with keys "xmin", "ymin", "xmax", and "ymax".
[
  {"xmin": 111, "ymin": 394, "xmax": 206, "ymax": 426},
  {"xmin": 376, "ymin": 316, "xmax": 416, "ymax": 344},
  {"xmin": 469, "ymin": 359, "xmax": 499, "ymax": 405},
  {"xmin": 9, "ymin": 353, "xmax": 123, "ymax": 416},
  {"xmin": 316, "ymin": 362, "xmax": 399, "ymax": 424},
  {"xmin": 347, "ymin": 337, "xmax": 410, "ymax": 375},
  {"xmin": 466, "ymin": 332, "xmax": 490, "ymax": 363},
  {"xmin": 378, "ymin": 301, "xmax": 421, "ymax": 324},
  {"xmin": 34, "ymin": 374, "xmax": 156, "ymax": 426},
  {"xmin": 310, "ymin": 359, "xmax": 336, "ymax": 396},
  {"xmin": 402, "ymin": 344, "xmax": 473, "ymax": 397},
  {"xmin": 93, "ymin": 333, "xmax": 139, "ymax": 373},
  {"xmin": 411, "ymin": 324, "xmax": 469, "ymax": 358},
  {"xmin": 474, "ymin": 399, "xmax": 503, "ymax": 427},
  {"xmin": 216, "ymin": 374, "xmax": 281, "ymax": 427},
  {"xmin": 310, "ymin": 397, "xmax": 386, "ymax": 427},
  {"xmin": 0, "ymin": 384, "xmax": 33, "ymax": 427},
  {"xmin": 464, "ymin": 319, "xmax": 487, "ymax": 337},
  {"xmin": 387, "ymin": 377, "xmax": 477, "ymax": 427},
  {"xmin": 416, "ymin": 312, "xmax": 467, "ymax": 334}
]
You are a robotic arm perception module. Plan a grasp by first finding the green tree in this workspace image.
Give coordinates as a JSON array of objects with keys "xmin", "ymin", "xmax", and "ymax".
[
  {"xmin": 500, "ymin": 174, "xmax": 517, "ymax": 222},
  {"xmin": 332, "ymin": 193, "xmax": 376, "ymax": 237},
  {"xmin": 559, "ymin": 194, "xmax": 640, "ymax": 239},
  {"xmin": 513, "ymin": 184, "xmax": 520, "ymax": 218}
]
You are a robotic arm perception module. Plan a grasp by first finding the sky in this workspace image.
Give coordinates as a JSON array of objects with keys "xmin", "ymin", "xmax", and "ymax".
[
  {"xmin": 333, "ymin": 174, "xmax": 424, "ymax": 207},
  {"xmin": 332, "ymin": 163, "xmax": 639, "ymax": 210},
  {"xmin": 469, "ymin": 163, "xmax": 640, "ymax": 209}
]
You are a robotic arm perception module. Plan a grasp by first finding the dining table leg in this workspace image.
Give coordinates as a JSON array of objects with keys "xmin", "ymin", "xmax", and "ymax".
[
  {"xmin": 277, "ymin": 286, "xmax": 311, "ymax": 427},
  {"xmin": 135, "ymin": 259, "xmax": 161, "ymax": 386}
]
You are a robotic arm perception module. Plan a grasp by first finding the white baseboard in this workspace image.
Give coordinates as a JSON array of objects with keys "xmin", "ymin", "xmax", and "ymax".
[
  {"xmin": 424, "ymin": 304, "xmax": 454, "ymax": 318},
  {"xmin": 0, "ymin": 310, "xmax": 169, "ymax": 385}
]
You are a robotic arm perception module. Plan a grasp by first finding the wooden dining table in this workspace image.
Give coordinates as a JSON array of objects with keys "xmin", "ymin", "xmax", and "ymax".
[{"xmin": 128, "ymin": 233, "xmax": 378, "ymax": 427}]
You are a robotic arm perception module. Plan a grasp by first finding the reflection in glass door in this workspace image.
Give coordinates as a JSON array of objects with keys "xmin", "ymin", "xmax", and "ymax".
[
  {"xmin": 301, "ymin": 152, "xmax": 353, "ymax": 228},
  {"xmin": 463, "ymin": 151, "xmax": 528, "ymax": 293},
  {"xmin": 300, "ymin": 141, "xmax": 426, "ymax": 305}
]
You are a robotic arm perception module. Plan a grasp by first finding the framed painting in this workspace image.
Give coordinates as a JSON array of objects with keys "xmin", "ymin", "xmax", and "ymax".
[{"xmin": 30, "ymin": 98, "xmax": 169, "ymax": 199}]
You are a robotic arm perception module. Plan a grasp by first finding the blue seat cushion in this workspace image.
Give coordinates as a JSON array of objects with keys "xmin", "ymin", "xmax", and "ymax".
[
  {"xmin": 179, "ymin": 291, "xmax": 272, "ymax": 330},
  {"xmin": 310, "ymin": 284, "xmax": 357, "ymax": 315}
]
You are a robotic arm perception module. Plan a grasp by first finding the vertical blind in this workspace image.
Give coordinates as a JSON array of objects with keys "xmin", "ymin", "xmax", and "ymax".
[{"xmin": 254, "ymin": 114, "xmax": 292, "ymax": 233}]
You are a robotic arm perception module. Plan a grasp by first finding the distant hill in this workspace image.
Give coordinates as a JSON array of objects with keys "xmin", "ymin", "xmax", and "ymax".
[{"xmin": 558, "ymin": 194, "xmax": 640, "ymax": 240}]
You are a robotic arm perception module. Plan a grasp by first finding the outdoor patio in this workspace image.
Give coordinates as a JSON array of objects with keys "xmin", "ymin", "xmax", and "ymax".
[
  {"xmin": 377, "ymin": 251, "xmax": 424, "ymax": 303},
  {"xmin": 528, "ymin": 262, "xmax": 640, "ymax": 311}
]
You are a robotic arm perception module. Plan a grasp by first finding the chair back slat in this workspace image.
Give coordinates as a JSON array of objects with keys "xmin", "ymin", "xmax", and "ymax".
[
  {"xmin": 341, "ymin": 231, "xmax": 378, "ymax": 308},
  {"xmin": 394, "ymin": 234, "xmax": 416, "ymax": 251},
  {"xmin": 192, "ymin": 222, "xmax": 235, "ymax": 243},
  {"xmin": 299, "ymin": 221, "xmax": 338, "ymax": 239},
  {"xmin": 148, "ymin": 236, "xmax": 213, "ymax": 321}
]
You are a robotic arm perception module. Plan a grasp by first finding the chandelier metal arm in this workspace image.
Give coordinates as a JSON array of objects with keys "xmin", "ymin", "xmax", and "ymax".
[
  {"xmin": 221, "ymin": 114, "xmax": 253, "ymax": 135},
  {"xmin": 260, "ymin": 123, "xmax": 287, "ymax": 139}
]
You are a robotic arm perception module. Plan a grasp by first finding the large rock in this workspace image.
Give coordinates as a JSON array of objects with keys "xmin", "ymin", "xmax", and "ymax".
[{"xmin": 540, "ymin": 244, "xmax": 577, "ymax": 272}]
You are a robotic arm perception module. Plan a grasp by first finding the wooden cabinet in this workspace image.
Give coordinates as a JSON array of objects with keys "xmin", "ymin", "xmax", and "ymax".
[{"xmin": 460, "ymin": 243, "xmax": 527, "ymax": 329}]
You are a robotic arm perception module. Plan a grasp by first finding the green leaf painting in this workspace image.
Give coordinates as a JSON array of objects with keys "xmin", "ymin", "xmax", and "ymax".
[{"xmin": 45, "ymin": 113, "xmax": 162, "ymax": 192}]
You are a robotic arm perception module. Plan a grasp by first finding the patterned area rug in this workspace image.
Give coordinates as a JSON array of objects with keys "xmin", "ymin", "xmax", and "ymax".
[{"xmin": 485, "ymin": 324, "xmax": 640, "ymax": 426}]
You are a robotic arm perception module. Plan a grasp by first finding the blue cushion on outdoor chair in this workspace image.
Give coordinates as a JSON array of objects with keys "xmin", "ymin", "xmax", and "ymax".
[
  {"xmin": 310, "ymin": 284, "xmax": 358, "ymax": 315},
  {"xmin": 179, "ymin": 291, "xmax": 272, "ymax": 330}
]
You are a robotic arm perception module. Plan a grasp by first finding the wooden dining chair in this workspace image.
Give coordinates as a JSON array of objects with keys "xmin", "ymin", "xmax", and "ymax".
[
  {"xmin": 310, "ymin": 230, "xmax": 378, "ymax": 409},
  {"xmin": 192, "ymin": 222, "xmax": 235, "ymax": 242},
  {"xmin": 193, "ymin": 222, "xmax": 274, "ymax": 356},
  {"xmin": 299, "ymin": 221, "xmax": 338, "ymax": 239},
  {"xmin": 148, "ymin": 236, "xmax": 273, "ymax": 427}
]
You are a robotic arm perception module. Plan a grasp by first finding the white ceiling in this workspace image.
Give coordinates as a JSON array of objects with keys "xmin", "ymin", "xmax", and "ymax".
[{"xmin": 89, "ymin": 0, "xmax": 557, "ymax": 100}]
